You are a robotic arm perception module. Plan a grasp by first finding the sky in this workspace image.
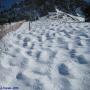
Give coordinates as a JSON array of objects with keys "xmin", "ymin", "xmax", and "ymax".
[{"xmin": 0, "ymin": 0, "xmax": 23, "ymax": 11}]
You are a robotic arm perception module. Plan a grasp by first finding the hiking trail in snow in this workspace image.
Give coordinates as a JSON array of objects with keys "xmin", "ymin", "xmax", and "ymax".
[{"xmin": 0, "ymin": 18, "xmax": 90, "ymax": 90}]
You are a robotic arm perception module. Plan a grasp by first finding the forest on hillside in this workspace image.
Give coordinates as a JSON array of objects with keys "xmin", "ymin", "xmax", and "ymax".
[{"xmin": 0, "ymin": 0, "xmax": 90, "ymax": 24}]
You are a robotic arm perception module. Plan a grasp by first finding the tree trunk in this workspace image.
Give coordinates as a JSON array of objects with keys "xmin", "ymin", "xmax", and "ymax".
[{"xmin": 29, "ymin": 21, "xmax": 30, "ymax": 31}]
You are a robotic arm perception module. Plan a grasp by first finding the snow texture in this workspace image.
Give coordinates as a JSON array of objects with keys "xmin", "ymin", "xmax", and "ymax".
[{"xmin": 0, "ymin": 14, "xmax": 90, "ymax": 90}]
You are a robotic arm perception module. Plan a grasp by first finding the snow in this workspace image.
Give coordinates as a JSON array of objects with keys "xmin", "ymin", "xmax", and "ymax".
[{"xmin": 0, "ymin": 14, "xmax": 90, "ymax": 90}]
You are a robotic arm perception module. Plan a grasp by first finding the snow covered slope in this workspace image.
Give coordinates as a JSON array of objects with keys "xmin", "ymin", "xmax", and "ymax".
[
  {"xmin": 0, "ymin": 16, "xmax": 90, "ymax": 90},
  {"xmin": 47, "ymin": 10, "xmax": 85, "ymax": 22}
]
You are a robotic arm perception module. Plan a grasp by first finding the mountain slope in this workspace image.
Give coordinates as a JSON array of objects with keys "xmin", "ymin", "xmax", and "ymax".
[{"xmin": 0, "ymin": 15, "xmax": 90, "ymax": 90}]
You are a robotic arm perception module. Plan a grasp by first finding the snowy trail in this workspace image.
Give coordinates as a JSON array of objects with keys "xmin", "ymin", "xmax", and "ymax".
[{"xmin": 0, "ymin": 19, "xmax": 90, "ymax": 90}]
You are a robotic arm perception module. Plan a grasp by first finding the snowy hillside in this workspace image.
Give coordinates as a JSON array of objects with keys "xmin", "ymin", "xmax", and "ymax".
[{"xmin": 0, "ymin": 15, "xmax": 90, "ymax": 90}]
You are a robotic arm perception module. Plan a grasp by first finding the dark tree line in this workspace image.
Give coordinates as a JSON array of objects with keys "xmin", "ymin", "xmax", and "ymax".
[{"xmin": 0, "ymin": 0, "xmax": 90, "ymax": 24}]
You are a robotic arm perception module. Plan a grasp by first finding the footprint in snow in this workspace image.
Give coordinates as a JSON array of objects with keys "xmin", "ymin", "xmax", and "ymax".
[
  {"xmin": 20, "ymin": 58, "xmax": 28, "ymax": 68},
  {"xmin": 69, "ymin": 49, "xmax": 76, "ymax": 58},
  {"xmin": 74, "ymin": 37, "xmax": 82, "ymax": 46},
  {"xmin": 58, "ymin": 64, "xmax": 69, "ymax": 76},
  {"xmin": 37, "ymin": 50, "xmax": 56, "ymax": 64},
  {"xmin": 86, "ymin": 39, "xmax": 90, "ymax": 46},
  {"xmin": 32, "ymin": 79, "xmax": 44, "ymax": 90},
  {"xmin": 60, "ymin": 30, "xmax": 71, "ymax": 38},
  {"xmin": 69, "ymin": 49, "xmax": 87, "ymax": 64},
  {"xmin": 16, "ymin": 73, "xmax": 44, "ymax": 89},
  {"xmin": 17, "ymin": 34, "xmax": 22, "ymax": 39},
  {"xmin": 57, "ymin": 38, "xmax": 68, "ymax": 49},
  {"xmin": 46, "ymin": 32, "xmax": 51, "ymax": 40},
  {"xmin": 16, "ymin": 72, "xmax": 31, "ymax": 87},
  {"xmin": 50, "ymin": 28, "xmax": 55, "ymax": 31},
  {"xmin": 76, "ymin": 55, "xmax": 87, "ymax": 64},
  {"xmin": 23, "ymin": 42, "xmax": 28, "ymax": 47},
  {"xmin": 85, "ymin": 39, "xmax": 90, "ymax": 53},
  {"xmin": 23, "ymin": 37, "xmax": 30, "ymax": 43},
  {"xmin": 36, "ymin": 51, "xmax": 41, "ymax": 61},
  {"xmin": 60, "ymin": 78, "xmax": 71, "ymax": 90},
  {"xmin": 26, "ymin": 50, "xmax": 32, "ymax": 56},
  {"xmin": 11, "ymin": 48, "xmax": 21, "ymax": 54},
  {"xmin": 84, "ymin": 25, "xmax": 88, "ymax": 28},
  {"xmin": 30, "ymin": 43, "xmax": 35, "ymax": 50},
  {"xmin": 64, "ymin": 31, "xmax": 71, "ymax": 38},
  {"xmin": 37, "ymin": 36, "xmax": 42, "ymax": 42},
  {"xmin": 79, "ymin": 32, "xmax": 88, "ymax": 38}
]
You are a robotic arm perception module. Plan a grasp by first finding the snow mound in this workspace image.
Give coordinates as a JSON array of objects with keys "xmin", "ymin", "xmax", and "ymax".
[{"xmin": 47, "ymin": 10, "xmax": 85, "ymax": 22}]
